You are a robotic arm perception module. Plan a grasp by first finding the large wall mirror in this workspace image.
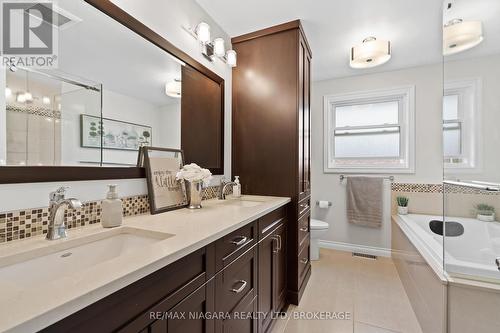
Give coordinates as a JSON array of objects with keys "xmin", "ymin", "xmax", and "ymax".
[
  {"xmin": 0, "ymin": 0, "xmax": 224, "ymax": 183},
  {"xmin": 443, "ymin": 0, "xmax": 500, "ymax": 183}
]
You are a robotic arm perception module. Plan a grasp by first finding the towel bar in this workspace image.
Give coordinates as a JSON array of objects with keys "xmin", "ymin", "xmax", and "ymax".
[{"xmin": 339, "ymin": 175, "xmax": 394, "ymax": 183}]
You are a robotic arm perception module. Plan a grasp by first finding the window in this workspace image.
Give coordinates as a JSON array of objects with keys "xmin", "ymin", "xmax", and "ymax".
[
  {"xmin": 324, "ymin": 86, "xmax": 415, "ymax": 173},
  {"xmin": 443, "ymin": 79, "xmax": 479, "ymax": 170}
]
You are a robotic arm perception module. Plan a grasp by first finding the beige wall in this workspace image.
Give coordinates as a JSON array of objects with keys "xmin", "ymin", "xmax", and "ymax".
[{"xmin": 312, "ymin": 63, "xmax": 444, "ymax": 252}]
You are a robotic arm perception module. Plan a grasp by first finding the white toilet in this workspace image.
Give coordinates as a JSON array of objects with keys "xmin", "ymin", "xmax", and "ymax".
[{"xmin": 310, "ymin": 218, "xmax": 329, "ymax": 260}]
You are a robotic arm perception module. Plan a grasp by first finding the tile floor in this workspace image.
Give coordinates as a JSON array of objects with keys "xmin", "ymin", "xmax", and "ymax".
[{"xmin": 273, "ymin": 249, "xmax": 423, "ymax": 333}]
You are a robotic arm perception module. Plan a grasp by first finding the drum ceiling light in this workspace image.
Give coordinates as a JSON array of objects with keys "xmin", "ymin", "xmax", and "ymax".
[
  {"xmin": 350, "ymin": 37, "xmax": 391, "ymax": 69},
  {"xmin": 443, "ymin": 19, "xmax": 483, "ymax": 56}
]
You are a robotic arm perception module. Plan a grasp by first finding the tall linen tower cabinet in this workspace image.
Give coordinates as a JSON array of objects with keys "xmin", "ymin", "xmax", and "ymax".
[{"xmin": 231, "ymin": 20, "xmax": 312, "ymax": 306}]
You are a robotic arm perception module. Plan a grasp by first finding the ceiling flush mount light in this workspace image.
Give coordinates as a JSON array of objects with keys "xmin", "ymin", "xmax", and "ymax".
[
  {"xmin": 185, "ymin": 22, "xmax": 237, "ymax": 67},
  {"xmin": 350, "ymin": 37, "xmax": 391, "ymax": 69},
  {"xmin": 443, "ymin": 19, "xmax": 483, "ymax": 56},
  {"xmin": 165, "ymin": 79, "xmax": 182, "ymax": 98}
]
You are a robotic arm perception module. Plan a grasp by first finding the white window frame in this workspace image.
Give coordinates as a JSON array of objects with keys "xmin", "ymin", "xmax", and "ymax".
[
  {"xmin": 443, "ymin": 78, "xmax": 481, "ymax": 172},
  {"xmin": 323, "ymin": 86, "xmax": 415, "ymax": 174}
]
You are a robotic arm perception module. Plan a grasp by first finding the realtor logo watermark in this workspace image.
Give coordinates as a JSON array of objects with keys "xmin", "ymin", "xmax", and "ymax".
[{"xmin": 1, "ymin": 1, "xmax": 58, "ymax": 68}]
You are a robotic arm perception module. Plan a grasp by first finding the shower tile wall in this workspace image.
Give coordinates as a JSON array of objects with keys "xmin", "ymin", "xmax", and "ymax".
[{"xmin": 6, "ymin": 105, "xmax": 61, "ymax": 166}]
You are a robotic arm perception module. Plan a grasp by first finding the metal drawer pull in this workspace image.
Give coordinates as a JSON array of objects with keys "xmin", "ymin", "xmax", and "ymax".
[
  {"xmin": 300, "ymin": 258, "xmax": 309, "ymax": 265},
  {"xmin": 299, "ymin": 226, "xmax": 308, "ymax": 232},
  {"xmin": 277, "ymin": 235, "xmax": 282, "ymax": 251},
  {"xmin": 272, "ymin": 236, "xmax": 279, "ymax": 253},
  {"xmin": 230, "ymin": 236, "xmax": 248, "ymax": 246},
  {"xmin": 231, "ymin": 280, "xmax": 247, "ymax": 293}
]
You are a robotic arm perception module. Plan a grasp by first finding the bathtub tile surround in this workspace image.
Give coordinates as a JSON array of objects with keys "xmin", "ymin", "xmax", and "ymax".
[
  {"xmin": 391, "ymin": 182, "xmax": 500, "ymax": 218},
  {"xmin": 0, "ymin": 185, "xmax": 230, "ymax": 244}
]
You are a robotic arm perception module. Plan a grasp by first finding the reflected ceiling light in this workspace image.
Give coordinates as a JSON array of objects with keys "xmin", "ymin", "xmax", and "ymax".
[
  {"xmin": 16, "ymin": 93, "xmax": 26, "ymax": 103},
  {"xmin": 196, "ymin": 22, "xmax": 211, "ymax": 44},
  {"xmin": 24, "ymin": 91, "xmax": 33, "ymax": 102},
  {"xmin": 443, "ymin": 19, "xmax": 483, "ymax": 56},
  {"xmin": 5, "ymin": 87, "xmax": 12, "ymax": 98},
  {"xmin": 226, "ymin": 50, "xmax": 237, "ymax": 67},
  {"xmin": 213, "ymin": 38, "xmax": 225, "ymax": 57},
  {"xmin": 165, "ymin": 79, "xmax": 181, "ymax": 98},
  {"xmin": 42, "ymin": 96, "xmax": 51, "ymax": 105},
  {"xmin": 350, "ymin": 37, "xmax": 391, "ymax": 69}
]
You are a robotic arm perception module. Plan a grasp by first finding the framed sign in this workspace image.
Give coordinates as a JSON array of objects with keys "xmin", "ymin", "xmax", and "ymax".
[{"xmin": 140, "ymin": 147, "xmax": 187, "ymax": 214}]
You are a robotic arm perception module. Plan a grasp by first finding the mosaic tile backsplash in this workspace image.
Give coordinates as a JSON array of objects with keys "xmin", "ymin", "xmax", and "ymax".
[{"xmin": 0, "ymin": 185, "xmax": 229, "ymax": 244}]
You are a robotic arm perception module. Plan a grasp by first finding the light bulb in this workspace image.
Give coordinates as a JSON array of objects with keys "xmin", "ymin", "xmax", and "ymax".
[
  {"xmin": 42, "ymin": 96, "xmax": 51, "ymax": 105},
  {"xmin": 5, "ymin": 87, "xmax": 12, "ymax": 98},
  {"xmin": 213, "ymin": 38, "xmax": 225, "ymax": 57},
  {"xmin": 196, "ymin": 22, "xmax": 210, "ymax": 44},
  {"xmin": 226, "ymin": 50, "xmax": 237, "ymax": 67}
]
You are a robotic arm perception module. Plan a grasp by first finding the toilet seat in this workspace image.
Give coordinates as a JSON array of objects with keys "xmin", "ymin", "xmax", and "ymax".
[{"xmin": 310, "ymin": 219, "xmax": 329, "ymax": 230}]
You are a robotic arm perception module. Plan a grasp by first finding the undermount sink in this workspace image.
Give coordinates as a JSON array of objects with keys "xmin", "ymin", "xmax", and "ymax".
[
  {"xmin": 221, "ymin": 199, "xmax": 264, "ymax": 208},
  {"xmin": 0, "ymin": 227, "xmax": 173, "ymax": 285}
]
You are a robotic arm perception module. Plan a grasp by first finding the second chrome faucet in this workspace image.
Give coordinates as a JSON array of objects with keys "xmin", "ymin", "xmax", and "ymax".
[{"xmin": 46, "ymin": 187, "xmax": 82, "ymax": 240}]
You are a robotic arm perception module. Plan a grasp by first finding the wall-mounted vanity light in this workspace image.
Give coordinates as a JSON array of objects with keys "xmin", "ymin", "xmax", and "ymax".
[
  {"xmin": 42, "ymin": 96, "xmax": 51, "ymax": 105},
  {"xmin": 5, "ymin": 87, "xmax": 12, "ymax": 98},
  {"xmin": 165, "ymin": 79, "xmax": 182, "ymax": 98},
  {"xmin": 443, "ymin": 19, "xmax": 483, "ymax": 56},
  {"xmin": 350, "ymin": 37, "xmax": 391, "ymax": 69},
  {"xmin": 185, "ymin": 22, "xmax": 237, "ymax": 67}
]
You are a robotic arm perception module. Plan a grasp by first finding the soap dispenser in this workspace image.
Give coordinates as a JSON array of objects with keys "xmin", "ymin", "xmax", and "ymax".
[
  {"xmin": 101, "ymin": 184, "xmax": 123, "ymax": 228},
  {"xmin": 233, "ymin": 176, "xmax": 241, "ymax": 198}
]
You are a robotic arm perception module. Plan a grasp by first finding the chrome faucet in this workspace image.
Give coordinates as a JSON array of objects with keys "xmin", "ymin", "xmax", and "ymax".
[
  {"xmin": 46, "ymin": 187, "xmax": 82, "ymax": 240},
  {"xmin": 218, "ymin": 177, "xmax": 237, "ymax": 200},
  {"xmin": 496, "ymin": 257, "xmax": 500, "ymax": 271}
]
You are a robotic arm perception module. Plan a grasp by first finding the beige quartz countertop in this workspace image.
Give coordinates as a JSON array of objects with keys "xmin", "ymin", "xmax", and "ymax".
[{"xmin": 0, "ymin": 195, "xmax": 290, "ymax": 333}]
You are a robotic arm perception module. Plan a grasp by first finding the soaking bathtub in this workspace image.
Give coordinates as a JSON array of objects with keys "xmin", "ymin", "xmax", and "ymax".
[
  {"xmin": 397, "ymin": 214, "xmax": 500, "ymax": 282},
  {"xmin": 392, "ymin": 214, "xmax": 500, "ymax": 333}
]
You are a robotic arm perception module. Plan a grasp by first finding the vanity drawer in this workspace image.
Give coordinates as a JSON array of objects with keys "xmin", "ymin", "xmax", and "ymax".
[
  {"xmin": 259, "ymin": 206, "xmax": 286, "ymax": 238},
  {"xmin": 298, "ymin": 212, "xmax": 310, "ymax": 249},
  {"xmin": 215, "ymin": 246, "xmax": 258, "ymax": 314},
  {"xmin": 297, "ymin": 237, "xmax": 310, "ymax": 285},
  {"xmin": 298, "ymin": 197, "xmax": 310, "ymax": 217},
  {"xmin": 216, "ymin": 221, "xmax": 257, "ymax": 271}
]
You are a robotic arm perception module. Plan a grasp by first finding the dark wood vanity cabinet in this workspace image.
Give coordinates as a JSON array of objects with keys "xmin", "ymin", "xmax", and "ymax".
[
  {"xmin": 232, "ymin": 20, "xmax": 312, "ymax": 305},
  {"xmin": 41, "ymin": 207, "xmax": 287, "ymax": 333}
]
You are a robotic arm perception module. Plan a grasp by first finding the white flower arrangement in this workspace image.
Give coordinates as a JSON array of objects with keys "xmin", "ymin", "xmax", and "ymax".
[{"xmin": 176, "ymin": 163, "xmax": 213, "ymax": 186}]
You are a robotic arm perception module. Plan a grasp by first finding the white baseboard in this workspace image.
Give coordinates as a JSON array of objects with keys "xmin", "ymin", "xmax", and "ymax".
[{"xmin": 318, "ymin": 240, "xmax": 392, "ymax": 258}]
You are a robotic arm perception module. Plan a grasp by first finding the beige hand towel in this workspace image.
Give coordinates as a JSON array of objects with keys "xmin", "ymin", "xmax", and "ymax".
[{"xmin": 346, "ymin": 176, "xmax": 383, "ymax": 228}]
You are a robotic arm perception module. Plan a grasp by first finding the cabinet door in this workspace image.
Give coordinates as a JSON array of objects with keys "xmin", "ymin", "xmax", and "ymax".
[
  {"xmin": 258, "ymin": 223, "xmax": 286, "ymax": 333},
  {"xmin": 122, "ymin": 280, "xmax": 215, "ymax": 333},
  {"xmin": 298, "ymin": 36, "xmax": 311, "ymax": 201},
  {"xmin": 273, "ymin": 223, "xmax": 287, "ymax": 313},
  {"xmin": 303, "ymin": 51, "xmax": 311, "ymax": 196},
  {"xmin": 167, "ymin": 280, "xmax": 215, "ymax": 333},
  {"xmin": 258, "ymin": 231, "xmax": 278, "ymax": 332}
]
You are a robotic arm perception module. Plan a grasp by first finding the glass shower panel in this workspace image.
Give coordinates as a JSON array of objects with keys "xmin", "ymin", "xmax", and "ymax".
[
  {"xmin": 443, "ymin": 0, "xmax": 500, "ymax": 284},
  {"xmin": 4, "ymin": 68, "xmax": 102, "ymax": 166}
]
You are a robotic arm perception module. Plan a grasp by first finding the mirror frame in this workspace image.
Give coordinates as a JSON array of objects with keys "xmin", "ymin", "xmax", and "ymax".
[{"xmin": 0, "ymin": 0, "xmax": 225, "ymax": 184}]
